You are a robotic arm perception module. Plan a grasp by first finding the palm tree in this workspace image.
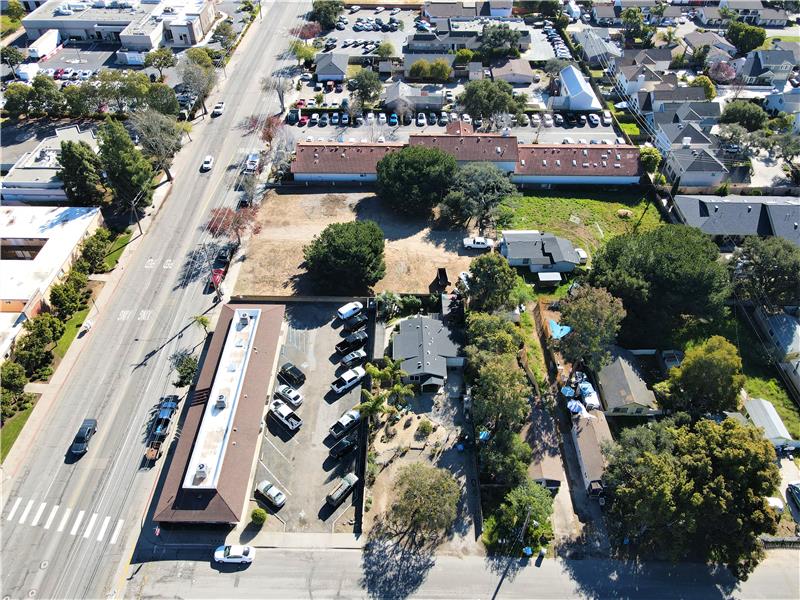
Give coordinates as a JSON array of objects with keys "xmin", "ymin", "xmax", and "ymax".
[
  {"xmin": 660, "ymin": 27, "xmax": 677, "ymax": 46},
  {"xmin": 381, "ymin": 356, "xmax": 408, "ymax": 387},
  {"xmin": 356, "ymin": 389, "xmax": 395, "ymax": 424},
  {"xmin": 192, "ymin": 314, "xmax": 210, "ymax": 334},
  {"xmin": 388, "ymin": 381, "xmax": 415, "ymax": 407}
]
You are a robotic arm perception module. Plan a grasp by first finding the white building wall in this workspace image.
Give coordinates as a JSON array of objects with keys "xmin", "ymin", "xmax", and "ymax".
[
  {"xmin": 511, "ymin": 175, "xmax": 640, "ymax": 185},
  {"xmin": 294, "ymin": 173, "xmax": 377, "ymax": 183}
]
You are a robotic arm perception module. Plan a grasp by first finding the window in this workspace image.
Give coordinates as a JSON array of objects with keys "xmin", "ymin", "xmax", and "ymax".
[{"xmin": 522, "ymin": 258, "xmax": 530, "ymax": 265}]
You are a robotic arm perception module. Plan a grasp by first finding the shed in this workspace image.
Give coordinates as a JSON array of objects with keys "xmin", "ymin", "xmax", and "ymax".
[{"xmin": 744, "ymin": 398, "xmax": 796, "ymax": 448}]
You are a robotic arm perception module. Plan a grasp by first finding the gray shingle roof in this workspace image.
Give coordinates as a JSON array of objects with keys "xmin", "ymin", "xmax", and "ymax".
[
  {"xmin": 501, "ymin": 231, "xmax": 580, "ymax": 265},
  {"xmin": 391, "ymin": 315, "xmax": 460, "ymax": 382},
  {"xmin": 670, "ymin": 147, "xmax": 727, "ymax": 173},
  {"xmin": 315, "ymin": 53, "xmax": 349, "ymax": 76},
  {"xmin": 661, "ymin": 122, "xmax": 714, "ymax": 145},
  {"xmin": 597, "ymin": 347, "xmax": 657, "ymax": 411}
]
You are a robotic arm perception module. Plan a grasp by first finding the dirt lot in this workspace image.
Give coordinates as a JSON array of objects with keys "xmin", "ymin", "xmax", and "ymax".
[{"xmin": 236, "ymin": 191, "xmax": 476, "ymax": 296}]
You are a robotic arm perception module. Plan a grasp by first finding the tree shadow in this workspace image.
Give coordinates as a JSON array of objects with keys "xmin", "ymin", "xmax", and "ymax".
[
  {"xmin": 352, "ymin": 195, "xmax": 430, "ymax": 242},
  {"xmin": 173, "ymin": 241, "xmax": 221, "ymax": 291}
]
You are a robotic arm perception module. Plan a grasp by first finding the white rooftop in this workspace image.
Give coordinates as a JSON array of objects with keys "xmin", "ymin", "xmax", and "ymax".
[
  {"xmin": 745, "ymin": 398, "xmax": 793, "ymax": 445},
  {"xmin": 2, "ymin": 126, "xmax": 97, "ymax": 186},
  {"xmin": 183, "ymin": 308, "xmax": 261, "ymax": 491}
]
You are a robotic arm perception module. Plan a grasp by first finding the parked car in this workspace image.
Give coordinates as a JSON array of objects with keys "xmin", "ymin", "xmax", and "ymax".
[
  {"xmin": 70, "ymin": 419, "xmax": 97, "ymax": 455},
  {"xmin": 588, "ymin": 113, "xmax": 600, "ymax": 126},
  {"xmin": 388, "ymin": 113, "xmax": 398, "ymax": 126},
  {"xmin": 214, "ymin": 545, "xmax": 254, "ymax": 564},
  {"xmin": 330, "ymin": 408, "xmax": 361, "ymax": 438},
  {"xmin": 319, "ymin": 114, "xmax": 329, "ymax": 127},
  {"xmin": 562, "ymin": 137, "xmax": 575, "ymax": 144},
  {"xmin": 211, "ymin": 101, "xmax": 225, "ymax": 116},
  {"xmin": 543, "ymin": 113, "xmax": 554, "ymax": 127},
  {"xmin": 201, "ymin": 155, "xmax": 214, "ymax": 171},
  {"xmin": 270, "ymin": 399, "xmax": 302, "ymax": 431},
  {"xmin": 329, "ymin": 434, "xmax": 358, "ymax": 458},
  {"xmin": 335, "ymin": 330, "xmax": 368, "ymax": 355},
  {"xmin": 463, "ymin": 236, "xmax": 495, "ymax": 250},
  {"xmin": 326, "ymin": 473, "xmax": 359, "ymax": 507},
  {"xmin": 787, "ymin": 481, "xmax": 800, "ymax": 509},
  {"xmin": 428, "ymin": 112, "xmax": 437, "ymax": 125},
  {"xmin": 279, "ymin": 362, "xmax": 306, "ymax": 387},
  {"xmin": 519, "ymin": 113, "xmax": 530, "ymax": 126},
  {"xmin": 344, "ymin": 312, "xmax": 368, "ymax": 332},
  {"xmin": 601, "ymin": 110, "xmax": 612, "ymax": 126},
  {"xmin": 416, "ymin": 113, "xmax": 427, "ymax": 126},
  {"xmin": 275, "ymin": 384, "xmax": 303, "ymax": 408},
  {"xmin": 341, "ymin": 113, "xmax": 350, "ymax": 126},
  {"xmin": 337, "ymin": 301, "xmax": 363, "ymax": 321},
  {"xmin": 298, "ymin": 115, "xmax": 309, "ymax": 126},
  {"xmin": 255, "ymin": 480, "xmax": 286, "ymax": 508},
  {"xmin": 554, "ymin": 113, "xmax": 564, "ymax": 126},
  {"xmin": 578, "ymin": 114, "xmax": 587, "ymax": 125},
  {"xmin": 331, "ymin": 367, "xmax": 365, "ymax": 394},
  {"xmin": 531, "ymin": 113, "xmax": 541, "ymax": 127},
  {"xmin": 462, "ymin": 113, "xmax": 472, "ymax": 123},
  {"xmin": 341, "ymin": 348, "xmax": 367, "ymax": 367}
]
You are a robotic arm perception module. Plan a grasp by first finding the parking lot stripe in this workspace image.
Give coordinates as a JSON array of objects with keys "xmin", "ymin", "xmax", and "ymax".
[
  {"xmin": 109, "ymin": 519, "xmax": 124, "ymax": 545},
  {"xmin": 6, "ymin": 498, "xmax": 22, "ymax": 521},
  {"xmin": 44, "ymin": 505, "xmax": 59, "ymax": 530},
  {"xmin": 70, "ymin": 510, "xmax": 85, "ymax": 535},
  {"xmin": 30, "ymin": 502, "xmax": 47, "ymax": 527},
  {"xmin": 263, "ymin": 436, "xmax": 291, "ymax": 463},
  {"xmin": 258, "ymin": 461, "xmax": 291, "ymax": 495},
  {"xmin": 18, "ymin": 500, "xmax": 34, "ymax": 524},
  {"xmin": 57, "ymin": 508, "xmax": 72, "ymax": 532},
  {"xmin": 96, "ymin": 516, "xmax": 111, "ymax": 542},
  {"xmin": 83, "ymin": 512, "xmax": 98, "ymax": 538}
]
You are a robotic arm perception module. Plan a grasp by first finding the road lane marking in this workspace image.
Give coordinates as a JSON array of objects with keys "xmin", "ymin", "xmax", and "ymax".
[
  {"xmin": 30, "ymin": 502, "xmax": 47, "ymax": 527},
  {"xmin": 109, "ymin": 519, "xmax": 124, "ymax": 545},
  {"xmin": 96, "ymin": 516, "xmax": 111, "ymax": 542},
  {"xmin": 118, "ymin": 310, "xmax": 132, "ymax": 321},
  {"xmin": 70, "ymin": 510, "xmax": 85, "ymax": 536},
  {"xmin": 258, "ymin": 460, "xmax": 291, "ymax": 495},
  {"xmin": 83, "ymin": 513, "xmax": 98, "ymax": 538},
  {"xmin": 18, "ymin": 500, "xmax": 34, "ymax": 524},
  {"xmin": 6, "ymin": 498, "xmax": 21, "ymax": 521},
  {"xmin": 263, "ymin": 436, "xmax": 291, "ymax": 463},
  {"xmin": 44, "ymin": 505, "xmax": 59, "ymax": 530},
  {"xmin": 145, "ymin": 258, "xmax": 156, "ymax": 269},
  {"xmin": 163, "ymin": 259, "xmax": 173, "ymax": 269},
  {"xmin": 138, "ymin": 310, "xmax": 152, "ymax": 321},
  {"xmin": 57, "ymin": 508, "xmax": 72, "ymax": 532}
]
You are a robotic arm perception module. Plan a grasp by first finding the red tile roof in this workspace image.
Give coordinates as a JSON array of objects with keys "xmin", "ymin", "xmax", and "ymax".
[
  {"xmin": 515, "ymin": 145, "xmax": 642, "ymax": 177},
  {"xmin": 445, "ymin": 121, "xmax": 474, "ymax": 136},
  {"xmin": 409, "ymin": 133, "xmax": 519, "ymax": 162},
  {"xmin": 291, "ymin": 143, "xmax": 404, "ymax": 175}
]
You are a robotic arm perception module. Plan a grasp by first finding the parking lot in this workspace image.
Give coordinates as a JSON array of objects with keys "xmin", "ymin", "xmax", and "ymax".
[
  {"xmin": 321, "ymin": 7, "xmax": 417, "ymax": 59},
  {"xmin": 255, "ymin": 302, "xmax": 368, "ymax": 533}
]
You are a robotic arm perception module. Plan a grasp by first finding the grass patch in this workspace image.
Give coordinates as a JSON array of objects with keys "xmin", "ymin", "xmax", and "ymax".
[
  {"xmin": 519, "ymin": 311, "xmax": 547, "ymax": 389},
  {"xmin": 54, "ymin": 306, "xmax": 90, "ymax": 360},
  {"xmin": 103, "ymin": 230, "xmax": 132, "ymax": 272},
  {"xmin": 346, "ymin": 64, "xmax": 363, "ymax": 79},
  {"xmin": 758, "ymin": 35, "xmax": 800, "ymax": 49},
  {"xmin": 502, "ymin": 190, "xmax": 663, "ymax": 252},
  {"xmin": 589, "ymin": 69, "xmax": 605, "ymax": 80},
  {"xmin": 1, "ymin": 404, "xmax": 34, "ymax": 463},
  {"xmin": 1, "ymin": 15, "xmax": 21, "ymax": 38},
  {"xmin": 619, "ymin": 122, "xmax": 640, "ymax": 136}
]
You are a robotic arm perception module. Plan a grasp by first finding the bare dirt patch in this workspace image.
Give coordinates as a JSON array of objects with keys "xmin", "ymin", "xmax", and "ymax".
[{"xmin": 236, "ymin": 190, "xmax": 476, "ymax": 296}]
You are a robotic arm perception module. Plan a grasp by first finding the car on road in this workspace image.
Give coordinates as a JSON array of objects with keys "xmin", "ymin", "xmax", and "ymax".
[
  {"xmin": 201, "ymin": 155, "xmax": 214, "ymax": 171},
  {"xmin": 275, "ymin": 384, "xmax": 303, "ymax": 408},
  {"xmin": 463, "ymin": 236, "xmax": 495, "ymax": 250},
  {"xmin": 337, "ymin": 301, "xmax": 363, "ymax": 321},
  {"xmin": 341, "ymin": 348, "xmax": 367, "ymax": 367},
  {"xmin": 326, "ymin": 472, "xmax": 359, "ymax": 506},
  {"xmin": 330, "ymin": 408, "xmax": 361, "ymax": 438},
  {"xmin": 329, "ymin": 434, "xmax": 358, "ymax": 458},
  {"xmin": 255, "ymin": 480, "xmax": 287, "ymax": 508},
  {"xmin": 335, "ymin": 330, "xmax": 368, "ymax": 355},
  {"xmin": 279, "ymin": 362, "xmax": 306, "ymax": 387},
  {"xmin": 214, "ymin": 545, "xmax": 254, "ymax": 564},
  {"xmin": 211, "ymin": 101, "xmax": 225, "ymax": 116},
  {"xmin": 70, "ymin": 418, "xmax": 97, "ymax": 455}
]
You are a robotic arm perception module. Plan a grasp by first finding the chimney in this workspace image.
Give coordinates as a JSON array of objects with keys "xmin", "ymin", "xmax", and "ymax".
[{"xmin": 682, "ymin": 137, "xmax": 692, "ymax": 148}]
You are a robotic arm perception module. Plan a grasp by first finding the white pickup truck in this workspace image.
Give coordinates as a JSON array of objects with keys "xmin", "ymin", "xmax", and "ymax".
[{"xmin": 270, "ymin": 399, "xmax": 302, "ymax": 431}]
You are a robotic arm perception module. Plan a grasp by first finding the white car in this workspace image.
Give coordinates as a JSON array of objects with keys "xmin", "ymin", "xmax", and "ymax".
[
  {"xmin": 79, "ymin": 69, "xmax": 93, "ymax": 80},
  {"xmin": 378, "ymin": 113, "xmax": 387, "ymax": 125},
  {"xmin": 374, "ymin": 6, "xmax": 384, "ymax": 13},
  {"xmin": 531, "ymin": 113, "xmax": 541, "ymax": 127},
  {"xmin": 211, "ymin": 101, "xmax": 225, "ymax": 116},
  {"xmin": 588, "ymin": 113, "xmax": 600, "ymax": 126},
  {"xmin": 214, "ymin": 545, "xmax": 254, "ymax": 564},
  {"xmin": 543, "ymin": 114, "xmax": 554, "ymax": 127},
  {"xmin": 389, "ymin": 7, "xmax": 400, "ymax": 14},
  {"xmin": 341, "ymin": 348, "xmax": 367, "ymax": 367},
  {"xmin": 366, "ymin": 112, "xmax": 375, "ymax": 124},
  {"xmin": 462, "ymin": 113, "xmax": 471, "ymax": 123},
  {"xmin": 275, "ymin": 384, "xmax": 303, "ymax": 407},
  {"xmin": 601, "ymin": 110, "xmax": 612, "ymax": 126},
  {"xmin": 463, "ymin": 236, "xmax": 495, "ymax": 250},
  {"xmin": 416, "ymin": 113, "xmax": 426, "ymax": 126},
  {"xmin": 299, "ymin": 72, "xmax": 313, "ymax": 81},
  {"xmin": 458, "ymin": 271, "xmax": 470, "ymax": 290},
  {"xmin": 331, "ymin": 366, "xmax": 366, "ymax": 394},
  {"xmin": 43, "ymin": 68, "xmax": 56, "ymax": 77},
  {"xmin": 562, "ymin": 137, "xmax": 575, "ymax": 144},
  {"xmin": 255, "ymin": 480, "xmax": 286, "ymax": 508},
  {"xmin": 337, "ymin": 301, "xmax": 363, "ymax": 320},
  {"xmin": 349, "ymin": 4, "xmax": 361, "ymax": 12},
  {"xmin": 201, "ymin": 155, "xmax": 214, "ymax": 171}
]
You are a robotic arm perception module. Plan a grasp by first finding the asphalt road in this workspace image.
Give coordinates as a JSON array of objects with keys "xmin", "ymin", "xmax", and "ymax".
[
  {"xmin": 0, "ymin": 3, "xmax": 311, "ymax": 599},
  {"xmin": 129, "ymin": 547, "xmax": 800, "ymax": 600}
]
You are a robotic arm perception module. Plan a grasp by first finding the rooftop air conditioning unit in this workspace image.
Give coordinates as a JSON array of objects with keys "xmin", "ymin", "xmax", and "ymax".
[
  {"xmin": 216, "ymin": 394, "xmax": 227, "ymax": 409},
  {"xmin": 239, "ymin": 313, "xmax": 250, "ymax": 327},
  {"xmin": 196, "ymin": 463, "xmax": 208, "ymax": 480}
]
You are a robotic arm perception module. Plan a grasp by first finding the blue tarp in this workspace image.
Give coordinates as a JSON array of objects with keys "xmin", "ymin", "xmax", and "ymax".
[
  {"xmin": 561, "ymin": 386, "xmax": 576, "ymax": 398},
  {"xmin": 567, "ymin": 400, "xmax": 584, "ymax": 414},
  {"xmin": 549, "ymin": 319, "xmax": 572, "ymax": 340},
  {"xmin": 478, "ymin": 430, "xmax": 491, "ymax": 442}
]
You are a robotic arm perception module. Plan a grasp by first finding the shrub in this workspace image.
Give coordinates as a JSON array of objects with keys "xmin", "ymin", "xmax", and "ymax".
[
  {"xmin": 417, "ymin": 418, "xmax": 434, "ymax": 437},
  {"xmin": 251, "ymin": 507, "xmax": 267, "ymax": 526}
]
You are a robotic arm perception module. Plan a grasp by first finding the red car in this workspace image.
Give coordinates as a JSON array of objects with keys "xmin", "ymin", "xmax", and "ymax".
[
  {"xmin": 296, "ymin": 99, "xmax": 306, "ymax": 108},
  {"xmin": 54, "ymin": 68, "xmax": 65, "ymax": 79},
  {"xmin": 298, "ymin": 115, "xmax": 309, "ymax": 126}
]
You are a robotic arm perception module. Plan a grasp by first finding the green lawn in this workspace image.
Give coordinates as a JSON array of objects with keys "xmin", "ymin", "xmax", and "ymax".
[
  {"xmin": 619, "ymin": 122, "xmax": 640, "ymax": 137},
  {"xmin": 54, "ymin": 306, "xmax": 90, "ymax": 360},
  {"xmin": 502, "ymin": 190, "xmax": 663, "ymax": 253},
  {"xmin": 103, "ymin": 230, "xmax": 132, "ymax": 272},
  {"xmin": 1, "ymin": 15, "xmax": 21, "ymax": 37},
  {"xmin": 758, "ymin": 35, "xmax": 800, "ymax": 49},
  {"xmin": 1, "ymin": 405, "xmax": 34, "ymax": 463}
]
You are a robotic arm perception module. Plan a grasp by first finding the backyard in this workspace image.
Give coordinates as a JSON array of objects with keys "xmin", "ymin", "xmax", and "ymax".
[{"xmin": 758, "ymin": 35, "xmax": 800, "ymax": 49}]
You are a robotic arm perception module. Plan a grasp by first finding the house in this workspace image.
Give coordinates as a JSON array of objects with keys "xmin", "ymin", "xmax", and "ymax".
[
  {"xmin": 513, "ymin": 144, "xmax": 642, "ymax": 185},
  {"xmin": 382, "ymin": 81, "xmax": 444, "ymax": 113},
  {"xmin": 652, "ymin": 101, "xmax": 722, "ymax": 136},
  {"xmin": 571, "ymin": 411, "xmax": 613, "ymax": 496},
  {"xmin": 1, "ymin": 126, "xmax": 98, "ymax": 203},
  {"xmin": 753, "ymin": 306, "xmax": 800, "ymax": 399},
  {"xmin": 719, "ymin": 0, "xmax": 789, "ymax": 27},
  {"xmin": 697, "ymin": 6, "xmax": 726, "ymax": 27},
  {"xmin": 764, "ymin": 86, "xmax": 800, "ymax": 133},
  {"xmin": 638, "ymin": 86, "xmax": 707, "ymax": 118},
  {"xmin": 673, "ymin": 195, "xmax": 800, "ymax": 246},
  {"xmin": 572, "ymin": 29, "xmax": 622, "ymax": 68},
  {"xmin": 592, "ymin": 4, "xmax": 618, "ymax": 25},
  {"xmin": 291, "ymin": 143, "xmax": 403, "ymax": 183},
  {"xmin": 408, "ymin": 132, "xmax": 519, "ymax": 172},
  {"xmin": 315, "ymin": 53, "xmax": 349, "ymax": 82},
  {"xmin": 548, "ymin": 65, "xmax": 602, "ymax": 111},
  {"xmin": 596, "ymin": 347, "xmax": 660, "ymax": 417},
  {"xmin": 499, "ymin": 230, "xmax": 584, "ymax": 273},
  {"xmin": 654, "ymin": 121, "xmax": 716, "ymax": 155},
  {"xmin": 491, "ymin": 58, "xmax": 535, "ymax": 84},
  {"xmin": 683, "ymin": 31, "xmax": 736, "ymax": 60},
  {"xmin": 404, "ymin": 53, "xmax": 456, "ymax": 79},
  {"xmin": 664, "ymin": 147, "xmax": 729, "ymax": 188},
  {"xmin": 1, "ymin": 205, "xmax": 102, "ymax": 358},
  {"xmin": 614, "ymin": 63, "xmax": 677, "ymax": 99},
  {"xmin": 773, "ymin": 40, "xmax": 800, "ymax": 65},
  {"xmin": 744, "ymin": 398, "xmax": 797, "ymax": 448},
  {"xmin": 613, "ymin": 47, "xmax": 673, "ymax": 74},
  {"xmin": 468, "ymin": 61, "xmax": 484, "ymax": 80},
  {"xmin": 738, "ymin": 50, "xmax": 795, "ymax": 87},
  {"xmin": 391, "ymin": 315, "xmax": 463, "ymax": 393},
  {"xmin": 405, "ymin": 30, "xmax": 481, "ymax": 53}
]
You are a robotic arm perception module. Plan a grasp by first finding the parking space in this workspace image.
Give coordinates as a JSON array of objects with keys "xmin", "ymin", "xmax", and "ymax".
[
  {"xmin": 322, "ymin": 8, "xmax": 417, "ymax": 58},
  {"xmin": 35, "ymin": 42, "xmax": 121, "ymax": 80},
  {"xmin": 522, "ymin": 28, "xmax": 556, "ymax": 61},
  {"xmin": 255, "ymin": 302, "xmax": 368, "ymax": 533}
]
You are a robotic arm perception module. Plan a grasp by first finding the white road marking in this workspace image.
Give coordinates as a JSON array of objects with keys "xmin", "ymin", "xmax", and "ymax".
[
  {"xmin": 109, "ymin": 519, "xmax": 124, "ymax": 545},
  {"xmin": 57, "ymin": 508, "xmax": 72, "ymax": 532},
  {"xmin": 145, "ymin": 258, "xmax": 156, "ymax": 269},
  {"xmin": 96, "ymin": 516, "xmax": 111, "ymax": 542},
  {"xmin": 263, "ymin": 436, "xmax": 291, "ymax": 463},
  {"xmin": 137, "ymin": 310, "xmax": 152, "ymax": 321},
  {"xmin": 162, "ymin": 259, "xmax": 174, "ymax": 269},
  {"xmin": 117, "ymin": 310, "xmax": 132, "ymax": 321},
  {"xmin": 6, "ymin": 498, "xmax": 22, "ymax": 521},
  {"xmin": 258, "ymin": 461, "xmax": 291, "ymax": 495},
  {"xmin": 30, "ymin": 502, "xmax": 47, "ymax": 527},
  {"xmin": 44, "ymin": 505, "xmax": 59, "ymax": 530},
  {"xmin": 18, "ymin": 500, "xmax": 34, "ymax": 524},
  {"xmin": 70, "ymin": 510, "xmax": 85, "ymax": 536},
  {"xmin": 83, "ymin": 513, "xmax": 98, "ymax": 538}
]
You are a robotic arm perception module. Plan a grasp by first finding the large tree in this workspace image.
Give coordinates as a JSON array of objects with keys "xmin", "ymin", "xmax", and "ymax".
[
  {"xmin": 376, "ymin": 146, "xmax": 456, "ymax": 216},
  {"xmin": 466, "ymin": 312, "xmax": 523, "ymax": 354},
  {"xmin": 480, "ymin": 429, "xmax": 531, "ymax": 487},
  {"xmin": 1, "ymin": 46, "xmax": 25, "ymax": 78},
  {"xmin": 5, "ymin": 0, "xmax": 25, "ymax": 21},
  {"xmin": 726, "ymin": 20, "xmax": 766, "ymax": 56},
  {"xmin": 558, "ymin": 286, "xmax": 626, "ymax": 373},
  {"xmin": 467, "ymin": 253, "xmax": 518, "ymax": 313},
  {"xmin": 480, "ymin": 23, "xmax": 521, "ymax": 57},
  {"xmin": 58, "ymin": 140, "xmax": 107, "ymax": 206},
  {"xmin": 146, "ymin": 82, "xmax": 180, "ymax": 115},
  {"xmin": 144, "ymin": 47, "xmax": 177, "ymax": 79},
  {"xmin": 28, "ymin": 75, "xmax": 65, "ymax": 116},
  {"xmin": 310, "ymin": 0, "xmax": 344, "ymax": 29},
  {"xmin": 205, "ymin": 205, "xmax": 262, "ymax": 249},
  {"xmin": 96, "ymin": 69, "xmax": 150, "ymax": 113},
  {"xmin": 180, "ymin": 59, "xmax": 217, "ymax": 113},
  {"xmin": 732, "ymin": 236, "xmax": 800, "ymax": 306},
  {"xmin": 388, "ymin": 463, "xmax": 460, "ymax": 541},
  {"xmin": 720, "ymin": 100, "xmax": 768, "ymax": 132},
  {"xmin": 212, "ymin": 21, "xmax": 237, "ymax": 51},
  {"xmin": 303, "ymin": 220, "xmax": 386, "ymax": 293},
  {"xmin": 483, "ymin": 480, "xmax": 554, "ymax": 551},
  {"xmin": 350, "ymin": 68, "xmax": 382, "ymax": 104},
  {"xmin": 290, "ymin": 40, "xmax": 316, "ymax": 64},
  {"xmin": 621, "ymin": 7, "xmax": 644, "ymax": 39},
  {"xmin": 439, "ymin": 163, "xmax": 516, "ymax": 229},
  {"xmin": 604, "ymin": 417, "xmax": 779, "ymax": 579},
  {"xmin": 97, "ymin": 118, "xmax": 154, "ymax": 210},
  {"xmin": 588, "ymin": 225, "xmax": 730, "ymax": 338},
  {"xmin": 459, "ymin": 78, "xmax": 525, "ymax": 120},
  {"xmin": 639, "ymin": 146, "xmax": 662, "ymax": 173},
  {"xmin": 2, "ymin": 82, "xmax": 31, "ymax": 117},
  {"xmin": 129, "ymin": 109, "xmax": 183, "ymax": 181},
  {"xmin": 690, "ymin": 75, "xmax": 716, "ymax": 100},
  {"xmin": 472, "ymin": 354, "xmax": 530, "ymax": 430}
]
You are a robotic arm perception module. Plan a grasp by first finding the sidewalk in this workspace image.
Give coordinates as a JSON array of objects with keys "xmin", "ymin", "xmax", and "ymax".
[{"xmin": 245, "ymin": 532, "xmax": 365, "ymax": 550}]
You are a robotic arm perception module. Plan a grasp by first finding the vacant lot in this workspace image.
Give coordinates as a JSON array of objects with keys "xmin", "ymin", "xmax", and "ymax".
[
  {"xmin": 236, "ymin": 191, "xmax": 475, "ymax": 295},
  {"xmin": 501, "ymin": 190, "xmax": 663, "ymax": 252}
]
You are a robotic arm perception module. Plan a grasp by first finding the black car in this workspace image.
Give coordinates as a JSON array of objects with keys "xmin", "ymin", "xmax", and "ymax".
[
  {"xmin": 329, "ymin": 434, "xmax": 358, "ymax": 458},
  {"xmin": 279, "ymin": 362, "xmax": 306, "ymax": 387},
  {"xmin": 344, "ymin": 312, "xmax": 368, "ymax": 332},
  {"xmin": 70, "ymin": 419, "xmax": 98, "ymax": 455},
  {"xmin": 402, "ymin": 112, "xmax": 412, "ymax": 126},
  {"xmin": 335, "ymin": 330, "xmax": 368, "ymax": 354}
]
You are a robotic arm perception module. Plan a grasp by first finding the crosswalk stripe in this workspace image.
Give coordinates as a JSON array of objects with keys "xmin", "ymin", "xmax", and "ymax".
[
  {"xmin": 18, "ymin": 500, "xmax": 34, "ymax": 524},
  {"xmin": 70, "ymin": 510, "xmax": 85, "ymax": 536},
  {"xmin": 109, "ymin": 519, "xmax": 124, "ymax": 545},
  {"xmin": 44, "ymin": 505, "xmax": 59, "ymax": 530},
  {"xmin": 30, "ymin": 502, "xmax": 47, "ymax": 527},
  {"xmin": 6, "ymin": 498, "xmax": 22, "ymax": 521},
  {"xmin": 96, "ymin": 516, "xmax": 111, "ymax": 542},
  {"xmin": 57, "ymin": 508, "xmax": 71, "ymax": 532},
  {"xmin": 83, "ymin": 513, "xmax": 98, "ymax": 538}
]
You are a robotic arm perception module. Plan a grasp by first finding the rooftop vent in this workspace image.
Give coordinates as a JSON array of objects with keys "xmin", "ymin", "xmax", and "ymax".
[
  {"xmin": 747, "ymin": 205, "xmax": 752, "ymax": 212},
  {"xmin": 216, "ymin": 394, "xmax": 227, "ymax": 409},
  {"xmin": 239, "ymin": 313, "xmax": 250, "ymax": 327},
  {"xmin": 682, "ymin": 136, "xmax": 692, "ymax": 148},
  {"xmin": 196, "ymin": 463, "xmax": 208, "ymax": 480}
]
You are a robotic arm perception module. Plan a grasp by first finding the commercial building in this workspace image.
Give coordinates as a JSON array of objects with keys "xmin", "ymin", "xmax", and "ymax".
[
  {"xmin": 291, "ymin": 143, "xmax": 403, "ymax": 183},
  {"xmin": 513, "ymin": 144, "xmax": 642, "ymax": 185},
  {"xmin": 153, "ymin": 304, "xmax": 285, "ymax": 524}
]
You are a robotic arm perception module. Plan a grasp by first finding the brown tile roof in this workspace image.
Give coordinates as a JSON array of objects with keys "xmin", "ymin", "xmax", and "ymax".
[
  {"xmin": 515, "ymin": 145, "xmax": 642, "ymax": 177},
  {"xmin": 291, "ymin": 143, "xmax": 403, "ymax": 175},
  {"xmin": 154, "ymin": 303, "xmax": 285, "ymax": 524},
  {"xmin": 445, "ymin": 121, "xmax": 474, "ymax": 136},
  {"xmin": 409, "ymin": 133, "xmax": 519, "ymax": 162}
]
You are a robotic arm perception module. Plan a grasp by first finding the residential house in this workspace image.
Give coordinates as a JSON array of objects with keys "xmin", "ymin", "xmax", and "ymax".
[
  {"xmin": 596, "ymin": 347, "xmax": 660, "ymax": 417},
  {"xmin": 673, "ymin": 195, "xmax": 800, "ymax": 246},
  {"xmin": 404, "ymin": 53, "xmax": 456, "ymax": 79},
  {"xmin": 637, "ymin": 86, "xmax": 707, "ymax": 121},
  {"xmin": 491, "ymin": 58, "xmax": 535, "ymax": 84},
  {"xmin": 743, "ymin": 398, "xmax": 797, "ymax": 448},
  {"xmin": 664, "ymin": 146, "xmax": 729, "ymax": 188},
  {"xmin": 314, "ymin": 53, "xmax": 348, "ymax": 82},
  {"xmin": 654, "ymin": 121, "xmax": 716, "ymax": 154},
  {"xmin": 592, "ymin": 4, "xmax": 618, "ymax": 25},
  {"xmin": 697, "ymin": 6, "xmax": 726, "ymax": 27},
  {"xmin": 719, "ymin": 0, "xmax": 789, "ymax": 27},
  {"xmin": 291, "ymin": 143, "xmax": 403, "ymax": 183},
  {"xmin": 548, "ymin": 65, "xmax": 602, "ymax": 111},
  {"xmin": 382, "ymin": 81, "xmax": 445, "ymax": 114},
  {"xmin": 391, "ymin": 315, "xmax": 463, "ymax": 393},
  {"xmin": 738, "ymin": 50, "xmax": 795, "ymax": 87},
  {"xmin": 753, "ymin": 306, "xmax": 800, "ymax": 399},
  {"xmin": 468, "ymin": 61, "xmax": 484, "ymax": 80},
  {"xmin": 652, "ymin": 101, "xmax": 722, "ymax": 134},
  {"xmin": 614, "ymin": 63, "xmax": 677, "ymax": 100},
  {"xmin": 572, "ymin": 28, "xmax": 622, "ymax": 68},
  {"xmin": 613, "ymin": 47, "xmax": 673, "ymax": 74},
  {"xmin": 773, "ymin": 40, "xmax": 800, "ymax": 65},
  {"xmin": 513, "ymin": 144, "xmax": 642, "ymax": 185},
  {"xmin": 499, "ymin": 230, "xmax": 585, "ymax": 274},
  {"xmin": 405, "ymin": 21, "xmax": 529, "ymax": 54},
  {"xmin": 408, "ymin": 132, "xmax": 519, "ymax": 171},
  {"xmin": 684, "ymin": 31, "xmax": 736, "ymax": 59},
  {"xmin": 571, "ymin": 411, "xmax": 613, "ymax": 496},
  {"xmin": 764, "ymin": 86, "xmax": 800, "ymax": 133}
]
